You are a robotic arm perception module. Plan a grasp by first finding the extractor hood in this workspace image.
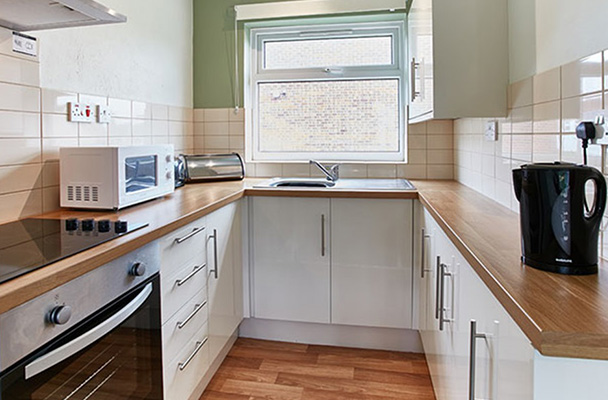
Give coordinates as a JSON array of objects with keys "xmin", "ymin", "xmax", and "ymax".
[{"xmin": 0, "ymin": 0, "xmax": 126, "ymax": 31}]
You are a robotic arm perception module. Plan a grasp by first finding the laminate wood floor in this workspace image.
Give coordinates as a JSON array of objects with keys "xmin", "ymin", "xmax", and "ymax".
[{"xmin": 200, "ymin": 338, "xmax": 436, "ymax": 400}]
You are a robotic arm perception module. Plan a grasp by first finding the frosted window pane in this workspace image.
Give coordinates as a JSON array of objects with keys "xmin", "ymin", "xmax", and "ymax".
[
  {"xmin": 264, "ymin": 36, "xmax": 393, "ymax": 69},
  {"xmin": 258, "ymin": 80, "xmax": 399, "ymax": 153}
]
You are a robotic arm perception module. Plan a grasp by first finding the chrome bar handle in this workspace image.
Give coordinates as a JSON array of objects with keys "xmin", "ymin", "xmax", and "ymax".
[
  {"xmin": 321, "ymin": 214, "xmax": 326, "ymax": 257},
  {"xmin": 175, "ymin": 227, "xmax": 206, "ymax": 244},
  {"xmin": 410, "ymin": 57, "xmax": 421, "ymax": 102},
  {"xmin": 178, "ymin": 337, "xmax": 208, "ymax": 371},
  {"xmin": 177, "ymin": 301, "xmax": 207, "ymax": 329},
  {"xmin": 435, "ymin": 256, "xmax": 441, "ymax": 319},
  {"xmin": 469, "ymin": 320, "xmax": 488, "ymax": 400},
  {"xmin": 176, "ymin": 264, "xmax": 206, "ymax": 287},
  {"xmin": 421, "ymin": 228, "xmax": 432, "ymax": 278},
  {"xmin": 439, "ymin": 263, "xmax": 452, "ymax": 331},
  {"xmin": 209, "ymin": 229, "xmax": 218, "ymax": 279}
]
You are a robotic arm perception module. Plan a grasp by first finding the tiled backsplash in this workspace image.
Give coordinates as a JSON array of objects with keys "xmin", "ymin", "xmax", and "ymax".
[
  {"xmin": 0, "ymin": 51, "xmax": 194, "ymax": 224},
  {"xmin": 193, "ymin": 108, "xmax": 454, "ymax": 180}
]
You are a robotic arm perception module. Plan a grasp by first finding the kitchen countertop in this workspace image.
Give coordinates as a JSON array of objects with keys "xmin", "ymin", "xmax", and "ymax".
[{"xmin": 2, "ymin": 178, "xmax": 608, "ymax": 361}]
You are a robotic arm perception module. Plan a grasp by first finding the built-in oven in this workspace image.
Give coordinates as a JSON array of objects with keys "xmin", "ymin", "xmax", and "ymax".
[{"xmin": 0, "ymin": 242, "xmax": 163, "ymax": 400}]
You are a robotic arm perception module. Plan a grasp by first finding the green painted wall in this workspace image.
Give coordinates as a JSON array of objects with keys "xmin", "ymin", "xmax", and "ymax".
[
  {"xmin": 193, "ymin": 1, "xmax": 406, "ymax": 108},
  {"xmin": 193, "ymin": 0, "xmax": 293, "ymax": 109}
]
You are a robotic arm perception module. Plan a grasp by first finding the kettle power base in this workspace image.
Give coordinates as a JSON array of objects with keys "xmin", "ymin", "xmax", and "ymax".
[{"xmin": 522, "ymin": 256, "xmax": 598, "ymax": 275}]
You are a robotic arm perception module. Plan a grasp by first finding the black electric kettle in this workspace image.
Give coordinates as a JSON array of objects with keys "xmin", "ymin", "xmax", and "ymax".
[{"xmin": 513, "ymin": 162, "xmax": 606, "ymax": 275}]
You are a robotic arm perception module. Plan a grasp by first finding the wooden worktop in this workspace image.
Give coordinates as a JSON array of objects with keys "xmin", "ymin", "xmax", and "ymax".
[{"xmin": 3, "ymin": 178, "xmax": 608, "ymax": 360}]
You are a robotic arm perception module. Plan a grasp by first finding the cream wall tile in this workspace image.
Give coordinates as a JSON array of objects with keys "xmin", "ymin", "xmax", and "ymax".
[
  {"xmin": 42, "ymin": 114, "xmax": 77, "ymax": 138},
  {"xmin": 108, "ymin": 98, "xmax": 131, "ymax": 118},
  {"xmin": 562, "ymin": 134, "xmax": 602, "ymax": 169},
  {"xmin": 42, "ymin": 138, "xmax": 77, "ymax": 162},
  {"xmin": 0, "ymin": 138, "xmax": 41, "ymax": 165},
  {"xmin": 495, "ymin": 157, "xmax": 512, "ymax": 183},
  {"xmin": 79, "ymin": 121, "xmax": 108, "ymax": 138},
  {"xmin": 495, "ymin": 181, "xmax": 513, "ymax": 209},
  {"xmin": 109, "ymin": 137, "xmax": 132, "ymax": 146},
  {"xmin": 481, "ymin": 154, "xmax": 495, "ymax": 176},
  {"xmin": 561, "ymin": 93, "xmax": 603, "ymax": 133},
  {"xmin": 109, "ymin": 117, "xmax": 132, "ymax": 137},
  {"xmin": 496, "ymin": 132, "xmax": 511, "ymax": 158},
  {"xmin": 605, "ymin": 52, "xmax": 608, "ymax": 94},
  {"xmin": 408, "ymin": 134, "xmax": 427, "ymax": 150},
  {"xmin": 533, "ymin": 67, "xmax": 560, "ymax": 104},
  {"xmin": 194, "ymin": 122, "xmax": 204, "ymax": 136},
  {"xmin": 169, "ymin": 121, "xmax": 187, "ymax": 136},
  {"xmin": 408, "ymin": 149, "xmax": 427, "ymax": 164},
  {"xmin": 511, "ymin": 135, "xmax": 532, "ymax": 162},
  {"xmin": 255, "ymin": 163, "xmax": 282, "ymax": 177},
  {"xmin": 367, "ymin": 164, "xmax": 397, "ymax": 178},
  {"xmin": 532, "ymin": 134, "xmax": 560, "ymax": 162},
  {"xmin": 204, "ymin": 108, "xmax": 230, "ymax": 122},
  {"xmin": 79, "ymin": 94, "xmax": 107, "ymax": 106},
  {"xmin": 152, "ymin": 104, "xmax": 169, "ymax": 120},
  {"xmin": 194, "ymin": 136, "xmax": 205, "ymax": 151},
  {"xmin": 0, "ymin": 164, "xmax": 42, "ymax": 194},
  {"xmin": 194, "ymin": 109, "xmax": 205, "ymax": 122},
  {"xmin": 229, "ymin": 136, "xmax": 244, "ymax": 150},
  {"xmin": 205, "ymin": 122, "xmax": 230, "ymax": 136},
  {"xmin": 427, "ymin": 120, "xmax": 453, "ymax": 134},
  {"xmin": 408, "ymin": 122, "xmax": 427, "ymax": 135},
  {"xmin": 0, "ymin": 54, "xmax": 39, "ymax": 86},
  {"xmin": 427, "ymin": 149, "xmax": 453, "ymax": 164},
  {"xmin": 42, "ymin": 161, "xmax": 59, "ymax": 187},
  {"xmin": 151, "ymin": 136, "xmax": 170, "ymax": 145},
  {"xmin": 42, "ymin": 88, "xmax": 76, "ymax": 114},
  {"xmin": 510, "ymin": 77, "xmax": 533, "ymax": 108},
  {"xmin": 533, "ymin": 101, "xmax": 560, "ymax": 134},
  {"xmin": 282, "ymin": 163, "xmax": 310, "ymax": 177},
  {"xmin": 244, "ymin": 163, "xmax": 256, "ymax": 176},
  {"xmin": 42, "ymin": 186, "xmax": 60, "ymax": 213},
  {"xmin": 229, "ymin": 108, "xmax": 245, "ymax": 122},
  {"xmin": 427, "ymin": 165, "xmax": 453, "ymax": 180},
  {"xmin": 133, "ymin": 136, "xmax": 153, "ymax": 146},
  {"xmin": 0, "ymin": 82, "xmax": 40, "ymax": 112},
  {"xmin": 561, "ymin": 52, "xmax": 603, "ymax": 99},
  {"xmin": 79, "ymin": 137, "xmax": 108, "ymax": 147},
  {"xmin": 511, "ymin": 106, "xmax": 533, "ymax": 134},
  {"xmin": 481, "ymin": 175, "xmax": 496, "ymax": 200},
  {"xmin": 205, "ymin": 136, "xmax": 230, "ymax": 150},
  {"xmin": 0, "ymin": 111, "xmax": 40, "ymax": 138},
  {"xmin": 132, "ymin": 101, "xmax": 152, "ymax": 119},
  {"xmin": 427, "ymin": 134, "xmax": 452, "ymax": 149},
  {"xmin": 169, "ymin": 106, "xmax": 188, "ymax": 121},
  {"xmin": 339, "ymin": 164, "xmax": 368, "ymax": 178},
  {"xmin": 0, "ymin": 189, "xmax": 42, "ymax": 224},
  {"xmin": 152, "ymin": 120, "xmax": 169, "ymax": 136},
  {"xmin": 398, "ymin": 164, "xmax": 426, "ymax": 179},
  {"xmin": 132, "ymin": 119, "xmax": 152, "ymax": 137},
  {"xmin": 229, "ymin": 122, "xmax": 244, "ymax": 136}
]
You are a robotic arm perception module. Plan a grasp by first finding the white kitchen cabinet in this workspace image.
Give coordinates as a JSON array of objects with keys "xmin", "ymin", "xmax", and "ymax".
[
  {"xmin": 251, "ymin": 197, "xmax": 331, "ymax": 323},
  {"xmin": 206, "ymin": 200, "xmax": 244, "ymax": 363},
  {"xmin": 417, "ymin": 205, "xmax": 534, "ymax": 400},
  {"xmin": 407, "ymin": 0, "xmax": 508, "ymax": 122},
  {"xmin": 330, "ymin": 198, "xmax": 413, "ymax": 328}
]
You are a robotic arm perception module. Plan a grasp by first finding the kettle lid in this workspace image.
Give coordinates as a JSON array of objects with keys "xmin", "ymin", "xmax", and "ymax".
[{"xmin": 516, "ymin": 161, "xmax": 585, "ymax": 171}]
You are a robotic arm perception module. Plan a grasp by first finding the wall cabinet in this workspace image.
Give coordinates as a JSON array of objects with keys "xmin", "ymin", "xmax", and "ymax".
[
  {"xmin": 251, "ymin": 196, "xmax": 413, "ymax": 329},
  {"xmin": 407, "ymin": 0, "xmax": 509, "ymax": 123},
  {"xmin": 416, "ymin": 203, "xmax": 534, "ymax": 400}
]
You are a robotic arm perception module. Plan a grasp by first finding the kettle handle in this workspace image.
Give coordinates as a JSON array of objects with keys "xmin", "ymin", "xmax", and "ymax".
[
  {"xmin": 585, "ymin": 168, "xmax": 607, "ymax": 222},
  {"xmin": 513, "ymin": 169, "xmax": 523, "ymax": 202}
]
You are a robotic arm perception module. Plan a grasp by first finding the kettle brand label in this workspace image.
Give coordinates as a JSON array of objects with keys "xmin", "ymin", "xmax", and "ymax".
[{"xmin": 556, "ymin": 258, "xmax": 573, "ymax": 263}]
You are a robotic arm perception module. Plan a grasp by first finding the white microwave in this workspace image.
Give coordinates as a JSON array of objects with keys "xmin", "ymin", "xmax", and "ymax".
[{"xmin": 60, "ymin": 145, "xmax": 175, "ymax": 210}]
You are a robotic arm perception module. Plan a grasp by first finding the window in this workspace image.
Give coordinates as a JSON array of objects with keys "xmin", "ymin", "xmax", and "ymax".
[{"xmin": 246, "ymin": 18, "xmax": 406, "ymax": 162}]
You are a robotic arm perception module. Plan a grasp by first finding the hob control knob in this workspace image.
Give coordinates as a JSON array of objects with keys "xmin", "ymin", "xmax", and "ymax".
[
  {"xmin": 166, "ymin": 154, "xmax": 172, "ymax": 163},
  {"xmin": 65, "ymin": 218, "xmax": 79, "ymax": 231},
  {"xmin": 81, "ymin": 219, "xmax": 95, "ymax": 232},
  {"xmin": 129, "ymin": 262, "xmax": 146, "ymax": 277},
  {"xmin": 97, "ymin": 219, "xmax": 111, "ymax": 233},
  {"xmin": 114, "ymin": 220, "xmax": 128, "ymax": 234},
  {"xmin": 49, "ymin": 305, "xmax": 72, "ymax": 325}
]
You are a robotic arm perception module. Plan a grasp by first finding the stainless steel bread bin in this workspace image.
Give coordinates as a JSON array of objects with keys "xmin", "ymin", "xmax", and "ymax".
[{"xmin": 182, "ymin": 153, "xmax": 245, "ymax": 182}]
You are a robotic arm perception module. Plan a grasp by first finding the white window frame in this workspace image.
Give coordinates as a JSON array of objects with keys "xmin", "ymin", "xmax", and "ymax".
[{"xmin": 245, "ymin": 18, "xmax": 407, "ymax": 163}]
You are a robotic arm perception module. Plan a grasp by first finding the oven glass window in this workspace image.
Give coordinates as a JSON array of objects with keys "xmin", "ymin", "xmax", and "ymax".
[{"xmin": 125, "ymin": 156, "xmax": 157, "ymax": 193}]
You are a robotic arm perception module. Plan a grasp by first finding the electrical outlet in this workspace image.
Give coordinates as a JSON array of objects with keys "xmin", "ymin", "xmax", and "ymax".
[
  {"xmin": 485, "ymin": 120, "xmax": 498, "ymax": 142},
  {"xmin": 97, "ymin": 104, "xmax": 112, "ymax": 124},
  {"xmin": 68, "ymin": 102, "xmax": 94, "ymax": 123}
]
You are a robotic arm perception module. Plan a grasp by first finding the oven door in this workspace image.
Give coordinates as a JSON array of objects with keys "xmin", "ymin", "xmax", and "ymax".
[{"xmin": 0, "ymin": 275, "xmax": 163, "ymax": 400}]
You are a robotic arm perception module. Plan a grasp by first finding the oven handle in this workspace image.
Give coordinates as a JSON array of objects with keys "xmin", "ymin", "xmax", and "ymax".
[{"xmin": 24, "ymin": 282, "xmax": 153, "ymax": 380}]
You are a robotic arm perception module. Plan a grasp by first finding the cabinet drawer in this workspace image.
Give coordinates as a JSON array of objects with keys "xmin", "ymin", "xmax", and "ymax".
[
  {"xmin": 163, "ymin": 322, "xmax": 210, "ymax": 400},
  {"xmin": 162, "ymin": 286, "xmax": 208, "ymax": 364},
  {"xmin": 161, "ymin": 261, "xmax": 207, "ymax": 323},
  {"xmin": 161, "ymin": 218, "xmax": 207, "ymax": 276}
]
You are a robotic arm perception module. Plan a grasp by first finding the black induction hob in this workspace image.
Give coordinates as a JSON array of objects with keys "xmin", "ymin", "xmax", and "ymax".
[{"xmin": 0, "ymin": 218, "xmax": 147, "ymax": 284}]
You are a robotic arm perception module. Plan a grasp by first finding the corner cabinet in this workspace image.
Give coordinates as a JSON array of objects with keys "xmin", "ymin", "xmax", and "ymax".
[
  {"xmin": 415, "ymin": 202, "xmax": 534, "ymax": 400},
  {"xmin": 407, "ymin": 0, "xmax": 509, "ymax": 123},
  {"xmin": 251, "ymin": 197, "xmax": 413, "ymax": 329}
]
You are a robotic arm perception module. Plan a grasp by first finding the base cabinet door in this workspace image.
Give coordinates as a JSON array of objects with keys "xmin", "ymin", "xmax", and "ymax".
[
  {"xmin": 207, "ymin": 201, "xmax": 243, "ymax": 362},
  {"xmin": 330, "ymin": 199, "xmax": 413, "ymax": 328},
  {"xmin": 251, "ymin": 197, "xmax": 331, "ymax": 323}
]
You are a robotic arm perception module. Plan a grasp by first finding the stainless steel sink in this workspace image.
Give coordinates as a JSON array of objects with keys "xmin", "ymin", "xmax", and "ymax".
[{"xmin": 254, "ymin": 178, "xmax": 415, "ymax": 190}]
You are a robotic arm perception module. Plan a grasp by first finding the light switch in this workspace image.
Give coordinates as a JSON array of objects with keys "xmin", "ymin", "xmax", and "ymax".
[{"xmin": 97, "ymin": 105, "xmax": 111, "ymax": 124}]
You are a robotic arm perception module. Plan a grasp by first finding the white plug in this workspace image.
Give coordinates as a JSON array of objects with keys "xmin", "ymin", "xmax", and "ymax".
[{"xmin": 591, "ymin": 115, "xmax": 606, "ymax": 144}]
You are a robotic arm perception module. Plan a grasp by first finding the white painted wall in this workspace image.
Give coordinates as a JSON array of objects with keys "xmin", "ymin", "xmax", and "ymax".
[{"xmin": 35, "ymin": 0, "xmax": 193, "ymax": 107}]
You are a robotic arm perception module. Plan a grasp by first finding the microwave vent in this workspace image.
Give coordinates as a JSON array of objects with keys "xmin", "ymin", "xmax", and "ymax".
[{"xmin": 67, "ymin": 185, "xmax": 99, "ymax": 203}]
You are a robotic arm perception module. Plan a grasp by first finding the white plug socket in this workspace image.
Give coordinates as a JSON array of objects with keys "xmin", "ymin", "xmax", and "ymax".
[
  {"xmin": 485, "ymin": 120, "xmax": 498, "ymax": 142},
  {"xmin": 68, "ymin": 102, "xmax": 94, "ymax": 123},
  {"xmin": 97, "ymin": 104, "xmax": 112, "ymax": 124}
]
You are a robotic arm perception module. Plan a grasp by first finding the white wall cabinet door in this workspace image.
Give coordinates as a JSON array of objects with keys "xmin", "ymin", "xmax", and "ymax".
[
  {"xmin": 408, "ymin": 0, "xmax": 434, "ymax": 121},
  {"xmin": 330, "ymin": 199, "xmax": 413, "ymax": 328},
  {"xmin": 206, "ymin": 201, "xmax": 243, "ymax": 362},
  {"xmin": 251, "ymin": 197, "xmax": 331, "ymax": 324}
]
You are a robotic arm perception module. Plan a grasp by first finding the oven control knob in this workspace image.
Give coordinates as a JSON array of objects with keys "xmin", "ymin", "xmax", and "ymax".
[
  {"xmin": 65, "ymin": 218, "xmax": 79, "ymax": 231},
  {"xmin": 166, "ymin": 154, "xmax": 172, "ymax": 163},
  {"xmin": 49, "ymin": 305, "xmax": 72, "ymax": 325},
  {"xmin": 165, "ymin": 171, "xmax": 172, "ymax": 180},
  {"xmin": 81, "ymin": 219, "xmax": 95, "ymax": 231},
  {"xmin": 115, "ymin": 220, "xmax": 128, "ymax": 234},
  {"xmin": 129, "ymin": 262, "xmax": 146, "ymax": 277}
]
